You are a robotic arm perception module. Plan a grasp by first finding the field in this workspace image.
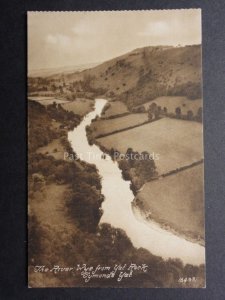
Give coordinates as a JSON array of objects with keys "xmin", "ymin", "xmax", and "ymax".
[
  {"xmin": 28, "ymin": 97, "xmax": 94, "ymax": 117},
  {"xmin": 101, "ymin": 101, "xmax": 129, "ymax": 118},
  {"xmin": 135, "ymin": 164, "xmax": 204, "ymax": 241},
  {"xmin": 28, "ymin": 96, "xmax": 69, "ymax": 105},
  {"xmin": 62, "ymin": 99, "xmax": 94, "ymax": 116},
  {"xmin": 91, "ymin": 113, "xmax": 148, "ymax": 137},
  {"xmin": 138, "ymin": 96, "xmax": 202, "ymax": 115},
  {"xmin": 97, "ymin": 118, "xmax": 203, "ymax": 175}
]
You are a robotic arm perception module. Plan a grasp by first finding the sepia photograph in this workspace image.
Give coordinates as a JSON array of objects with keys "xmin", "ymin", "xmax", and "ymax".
[{"xmin": 27, "ymin": 10, "xmax": 205, "ymax": 288}]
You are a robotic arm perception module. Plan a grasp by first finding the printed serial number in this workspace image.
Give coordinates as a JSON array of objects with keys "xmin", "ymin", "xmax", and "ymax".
[{"xmin": 178, "ymin": 277, "xmax": 197, "ymax": 283}]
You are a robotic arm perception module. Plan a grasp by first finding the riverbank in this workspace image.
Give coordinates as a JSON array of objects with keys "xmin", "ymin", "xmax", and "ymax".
[
  {"xmin": 87, "ymin": 100, "xmax": 205, "ymax": 248},
  {"xmin": 71, "ymin": 99, "xmax": 205, "ymax": 265},
  {"xmin": 132, "ymin": 161, "xmax": 205, "ymax": 247},
  {"xmin": 93, "ymin": 136, "xmax": 205, "ymax": 246},
  {"xmin": 28, "ymin": 100, "xmax": 104, "ymax": 286},
  {"xmin": 132, "ymin": 200, "xmax": 205, "ymax": 247}
]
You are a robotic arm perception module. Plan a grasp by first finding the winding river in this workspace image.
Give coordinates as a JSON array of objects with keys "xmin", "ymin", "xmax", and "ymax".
[{"xmin": 68, "ymin": 98, "xmax": 205, "ymax": 265}]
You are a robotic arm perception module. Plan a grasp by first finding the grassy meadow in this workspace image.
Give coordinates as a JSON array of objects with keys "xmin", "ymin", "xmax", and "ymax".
[
  {"xmin": 135, "ymin": 163, "xmax": 204, "ymax": 243},
  {"xmin": 62, "ymin": 98, "xmax": 94, "ymax": 116},
  {"xmin": 90, "ymin": 113, "xmax": 148, "ymax": 137},
  {"xmin": 28, "ymin": 96, "xmax": 70, "ymax": 105},
  {"xmin": 97, "ymin": 117, "xmax": 203, "ymax": 175},
  {"xmin": 101, "ymin": 100, "xmax": 129, "ymax": 118}
]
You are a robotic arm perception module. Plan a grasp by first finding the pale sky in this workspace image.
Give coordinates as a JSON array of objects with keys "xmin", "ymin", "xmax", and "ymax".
[{"xmin": 28, "ymin": 10, "xmax": 201, "ymax": 71}]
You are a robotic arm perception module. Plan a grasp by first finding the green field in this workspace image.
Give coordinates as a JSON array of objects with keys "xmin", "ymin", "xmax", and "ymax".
[
  {"xmin": 136, "ymin": 164, "xmax": 204, "ymax": 242},
  {"xmin": 101, "ymin": 101, "xmax": 129, "ymax": 118},
  {"xmin": 91, "ymin": 113, "xmax": 148, "ymax": 137},
  {"xmin": 62, "ymin": 99, "xmax": 94, "ymax": 116},
  {"xmin": 138, "ymin": 96, "xmax": 202, "ymax": 115},
  {"xmin": 29, "ymin": 97, "xmax": 94, "ymax": 117},
  {"xmin": 97, "ymin": 117, "xmax": 203, "ymax": 175}
]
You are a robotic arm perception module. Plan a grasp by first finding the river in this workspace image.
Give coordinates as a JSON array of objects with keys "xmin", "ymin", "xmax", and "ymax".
[{"xmin": 68, "ymin": 98, "xmax": 205, "ymax": 265}]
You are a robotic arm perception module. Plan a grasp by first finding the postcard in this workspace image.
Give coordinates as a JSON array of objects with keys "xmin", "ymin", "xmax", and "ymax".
[{"xmin": 28, "ymin": 10, "xmax": 205, "ymax": 288}]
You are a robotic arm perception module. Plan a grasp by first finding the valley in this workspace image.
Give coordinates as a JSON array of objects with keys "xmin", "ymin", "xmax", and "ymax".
[{"xmin": 28, "ymin": 43, "xmax": 205, "ymax": 287}]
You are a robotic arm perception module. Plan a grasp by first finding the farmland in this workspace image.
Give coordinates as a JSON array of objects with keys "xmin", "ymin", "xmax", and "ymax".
[
  {"xmin": 101, "ymin": 101, "xmax": 129, "ymax": 118},
  {"xmin": 137, "ymin": 96, "xmax": 202, "ymax": 115},
  {"xmin": 97, "ymin": 117, "xmax": 203, "ymax": 175},
  {"xmin": 134, "ymin": 163, "xmax": 204, "ymax": 244},
  {"xmin": 62, "ymin": 98, "xmax": 94, "ymax": 116},
  {"xmin": 90, "ymin": 113, "xmax": 148, "ymax": 137},
  {"xmin": 28, "ymin": 96, "xmax": 69, "ymax": 106},
  {"xmin": 28, "ymin": 97, "xmax": 94, "ymax": 117},
  {"xmin": 28, "ymin": 35, "xmax": 205, "ymax": 287}
]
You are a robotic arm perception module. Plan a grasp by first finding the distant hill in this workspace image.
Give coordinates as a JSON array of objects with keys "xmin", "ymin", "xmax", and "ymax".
[
  {"xmin": 28, "ymin": 62, "xmax": 100, "ymax": 78},
  {"xmin": 59, "ymin": 45, "xmax": 202, "ymax": 109}
]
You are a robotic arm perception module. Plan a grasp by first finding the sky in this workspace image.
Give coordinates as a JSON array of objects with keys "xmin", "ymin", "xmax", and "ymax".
[{"xmin": 28, "ymin": 9, "xmax": 201, "ymax": 71}]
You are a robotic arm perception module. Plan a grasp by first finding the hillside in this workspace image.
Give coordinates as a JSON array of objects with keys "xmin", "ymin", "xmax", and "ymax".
[
  {"xmin": 28, "ymin": 45, "xmax": 202, "ymax": 112},
  {"xmin": 61, "ymin": 45, "xmax": 202, "ymax": 109}
]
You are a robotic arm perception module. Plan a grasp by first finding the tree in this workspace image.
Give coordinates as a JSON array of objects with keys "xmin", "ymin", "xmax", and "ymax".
[
  {"xmin": 149, "ymin": 102, "xmax": 157, "ymax": 114},
  {"xmin": 58, "ymin": 104, "xmax": 63, "ymax": 110},
  {"xmin": 118, "ymin": 159, "xmax": 130, "ymax": 180},
  {"xmin": 134, "ymin": 153, "xmax": 156, "ymax": 180},
  {"xmin": 136, "ymin": 106, "xmax": 145, "ymax": 113},
  {"xmin": 154, "ymin": 106, "xmax": 161, "ymax": 119},
  {"xmin": 32, "ymin": 173, "xmax": 45, "ymax": 191},
  {"xmin": 110, "ymin": 147, "xmax": 115, "ymax": 158},
  {"xmin": 126, "ymin": 148, "xmax": 134, "ymax": 160},
  {"xmin": 148, "ymin": 102, "xmax": 160, "ymax": 119},
  {"xmin": 59, "ymin": 86, "xmax": 63, "ymax": 94},
  {"xmin": 148, "ymin": 112, "xmax": 153, "ymax": 121},
  {"xmin": 187, "ymin": 110, "xmax": 194, "ymax": 120},
  {"xmin": 197, "ymin": 107, "xmax": 203, "ymax": 122},
  {"xmin": 175, "ymin": 107, "xmax": 181, "ymax": 118},
  {"xmin": 51, "ymin": 84, "xmax": 57, "ymax": 92}
]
